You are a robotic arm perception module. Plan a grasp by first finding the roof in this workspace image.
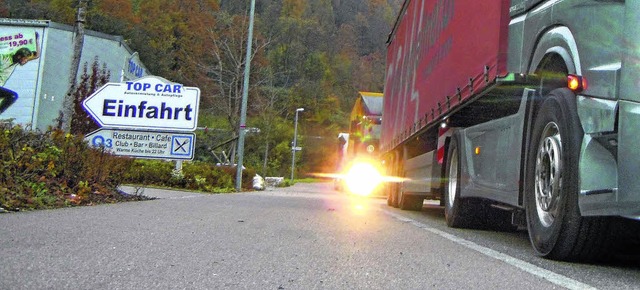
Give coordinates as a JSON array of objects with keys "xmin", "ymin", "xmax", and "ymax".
[
  {"xmin": 350, "ymin": 92, "xmax": 383, "ymax": 122},
  {"xmin": 0, "ymin": 18, "xmax": 135, "ymax": 54},
  {"xmin": 358, "ymin": 92, "xmax": 383, "ymax": 116}
]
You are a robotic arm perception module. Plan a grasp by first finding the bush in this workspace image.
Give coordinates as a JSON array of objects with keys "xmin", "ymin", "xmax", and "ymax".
[
  {"xmin": 182, "ymin": 162, "xmax": 234, "ymax": 191},
  {"xmin": 0, "ymin": 122, "xmax": 143, "ymax": 211},
  {"xmin": 123, "ymin": 159, "xmax": 257, "ymax": 193},
  {"xmin": 0, "ymin": 122, "xmax": 263, "ymax": 212},
  {"xmin": 279, "ymin": 179, "xmax": 293, "ymax": 187},
  {"xmin": 123, "ymin": 159, "xmax": 174, "ymax": 187}
]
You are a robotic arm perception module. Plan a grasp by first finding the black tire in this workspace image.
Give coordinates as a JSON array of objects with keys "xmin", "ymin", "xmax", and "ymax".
[
  {"xmin": 386, "ymin": 182, "xmax": 397, "ymax": 207},
  {"xmin": 390, "ymin": 186, "xmax": 400, "ymax": 208},
  {"xmin": 525, "ymin": 88, "xmax": 611, "ymax": 261},
  {"xmin": 387, "ymin": 157, "xmax": 400, "ymax": 208},
  {"xmin": 444, "ymin": 131, "xmax": 483, "ymax": 228}
]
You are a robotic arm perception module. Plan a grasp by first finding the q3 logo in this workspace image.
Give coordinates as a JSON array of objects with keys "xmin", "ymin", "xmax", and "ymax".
[{"xmin": 92, "ymin": 135, "xmax": 113, "ymax": 148}]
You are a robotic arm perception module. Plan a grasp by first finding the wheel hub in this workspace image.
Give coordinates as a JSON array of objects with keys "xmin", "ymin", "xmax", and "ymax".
[
  {"xmin": 447, "ymin": 152, "xmax": 458, "ymax": 208},
  {"xmin": 534, "ymin": 122, "xmax": 562, "ymax": 227}
]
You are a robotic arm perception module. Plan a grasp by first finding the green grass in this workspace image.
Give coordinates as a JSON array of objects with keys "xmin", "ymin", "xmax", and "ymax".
[{"xmin": 293, "ymin": 177, "xmax": 329, "ymax": 183}]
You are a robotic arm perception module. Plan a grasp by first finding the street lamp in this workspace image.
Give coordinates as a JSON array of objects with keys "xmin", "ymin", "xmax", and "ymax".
[
  {"xmin": 291, "ymin": 107, "xmax": 304, "ymax": 181},
  {"xmin": 234, "ymin": 0, "xmax": 256, "ymax": 192}
]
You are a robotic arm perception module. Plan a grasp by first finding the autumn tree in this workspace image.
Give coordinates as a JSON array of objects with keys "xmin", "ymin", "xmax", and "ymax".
[
  {"xmin": 282, "ymin": 0, "xmax": 305, "ymax": 19},
  {"xmin": 198, "ymin": 9, "xmax": 269, "ymax": 131},
  {"xmin": 245, "ymin": 82, "xmax": 293, "ymax": 176},
  {"xmin": 86, "ymin": 0, "xmax": 138, "ymax": 36},
  {"xmin": 129, "ymin": 0, "xmax": 218, "ymax": 85},
  {"xmin": 70, "ymin": 57, "xmax": 111, "ymax": 135},
  {"xmin": 0, "ymin": 0, "xmax": 76, "ymax": 22}
]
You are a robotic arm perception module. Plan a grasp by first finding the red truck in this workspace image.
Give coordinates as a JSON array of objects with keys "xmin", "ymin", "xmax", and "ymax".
[{"xmin": 382, "ymin": 0, "xmax": 640, "ymax": 261}]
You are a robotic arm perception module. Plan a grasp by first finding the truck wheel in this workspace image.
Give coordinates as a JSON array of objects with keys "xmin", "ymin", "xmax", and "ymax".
[
  {"xmin": 399, "ymin": 191, "xmax": 423, "ymax": 211},
  {"xmin": 388, "ymin": 157, "xmax": 400, "ymax": 208},
  {"xmin": 444, "ymin": 131, "xmax": 481, "ymax": 228},
  {"xmin": 525, "ymin": 88, "xmax": 610, "ymax": 261},
  {"xmin": 387, "ymin": 183, "xmax": 398, "ymax": 207}
]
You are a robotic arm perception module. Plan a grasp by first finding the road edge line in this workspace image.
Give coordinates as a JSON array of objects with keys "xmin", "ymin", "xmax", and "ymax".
[{"xmin": 382, "ymin": 210, "xmax": 597, "ymax": 290}]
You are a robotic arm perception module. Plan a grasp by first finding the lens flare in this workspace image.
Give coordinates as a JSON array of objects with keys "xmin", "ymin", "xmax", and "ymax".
[{"xmin": 344, "ymin": 161, "xmax": 382, "ymax": 196}]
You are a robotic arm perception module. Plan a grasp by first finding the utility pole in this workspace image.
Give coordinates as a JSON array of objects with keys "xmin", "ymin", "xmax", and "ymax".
[
  {"xmin": 235, "ymin": 0, "xmax": 256, "ymax": 191},
  {"xmin": 61, "ymin": 0, "xmax": 87, "ymax": 132}
]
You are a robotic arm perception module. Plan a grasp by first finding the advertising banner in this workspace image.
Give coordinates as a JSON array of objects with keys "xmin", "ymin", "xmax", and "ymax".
[{"xmin": 0, "ymin": 28, "xmax": 41, "ymax": 122}]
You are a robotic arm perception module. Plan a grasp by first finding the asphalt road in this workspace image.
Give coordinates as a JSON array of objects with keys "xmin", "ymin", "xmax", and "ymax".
[{"xmin": 1, "ymin": 183, "xmax": 638, "ymax": 289}]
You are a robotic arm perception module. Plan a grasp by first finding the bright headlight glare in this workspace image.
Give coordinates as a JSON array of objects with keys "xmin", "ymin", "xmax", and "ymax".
[{"xmin": 345, "ymin": 162, "xmax": 382, "ymax": 196}]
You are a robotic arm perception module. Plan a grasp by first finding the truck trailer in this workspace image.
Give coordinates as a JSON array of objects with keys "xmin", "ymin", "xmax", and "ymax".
[{"xmin": 381, "ymin": 0, "xmax": 640, "ymax": 261}]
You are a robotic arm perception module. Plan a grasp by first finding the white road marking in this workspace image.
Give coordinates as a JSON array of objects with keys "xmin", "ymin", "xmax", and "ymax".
[
  {"xmin": 383, "ymin": 210, "xmax": 597, "ymax": 290},
  {"xmin": 167, "ymin": 195, "xmax": 204, "ymax": 199}
]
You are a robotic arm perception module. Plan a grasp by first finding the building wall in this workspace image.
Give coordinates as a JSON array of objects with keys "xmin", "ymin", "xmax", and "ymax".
[
  {"xmin": 36, "ymin": 23, "xmax": 73, "ymax": 129},
  {"xmin": 0, "ymin": 19, "xmax": 149, "ymax": 131}
]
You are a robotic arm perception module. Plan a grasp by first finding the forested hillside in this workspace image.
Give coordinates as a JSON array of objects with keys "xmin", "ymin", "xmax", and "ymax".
[{"xmin": 0, "ymin": 0, "xmax": 402, "ymax": 177}]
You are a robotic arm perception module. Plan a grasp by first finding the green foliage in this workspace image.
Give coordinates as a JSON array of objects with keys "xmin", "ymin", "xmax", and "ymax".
[
  {"xmin": 123, "ymin": 159, "xmax": 174, "ymax": 186},
  {"xmin": 123, "ymin": 159, "xmax": 257, "ymax": 193},
  {"xmin": 238, "ymin": 114, "xmax": 292, "ymax": 177},
  {"xmin": 182, "ymin": 162, "xmax": 234, "ymax": 191},
  {"xmin": 279, "ymin": 179, "xmax": 293, "ymax": 187},
  {"xmin": 0, "ymin": 121, "xmax": 267, "ymax": 211},
  {"xmin": 282, "ymin": 0, "xmax": 305, "ymax": 19},
  {"xmin": 295, "ymin": 177, "xmax": 325, "ymax": 183},
  {"xmin": 0, "ymin": 122, "xmax": 141, "ymax": 211}
]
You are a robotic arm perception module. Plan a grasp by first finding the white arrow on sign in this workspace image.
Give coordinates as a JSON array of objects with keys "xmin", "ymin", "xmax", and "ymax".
[{"xmin": 82, "ymin": 76, "xmax": 200, "ymax": 131}]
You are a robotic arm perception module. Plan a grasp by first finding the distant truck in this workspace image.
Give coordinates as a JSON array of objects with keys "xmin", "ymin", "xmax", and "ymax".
[
  {"xmin": 335, "ymin": 92, "xmax": 384, "ymax": 195},
  {"xmin": 381, "ymin": 0, "xmax": 640, "ymax": 261},
  {"xmin": 347, "ymin": 92, "xmax": 383, "ymax": 159}
]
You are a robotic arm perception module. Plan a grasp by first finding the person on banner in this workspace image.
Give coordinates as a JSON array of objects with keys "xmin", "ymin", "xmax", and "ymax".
[{"xmin": 0, "ymin": 32, "xmax": 40, "ymax": 114}]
